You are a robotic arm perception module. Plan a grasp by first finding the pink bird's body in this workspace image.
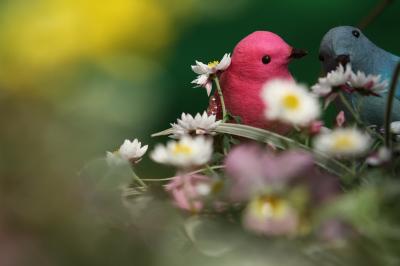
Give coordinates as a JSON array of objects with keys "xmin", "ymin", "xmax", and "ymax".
[{"xmin": 211, "ymin": 31, "xmax": 307, "ymax": 134}]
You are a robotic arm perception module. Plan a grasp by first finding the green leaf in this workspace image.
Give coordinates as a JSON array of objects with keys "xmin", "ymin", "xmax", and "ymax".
[
  {"xmin": 79, "ymin": 158, "xmax": 134, "ymax": 224},
  {"xmin": 215, "ymin": 123, "xmax": 352, "ymax": 177},
  {"xmin": 184, "ymin": 216, "xmax": 240, "ymax": 257},
  {"xmin": 151, "ymin": 123, "xmax": 353, "ymax": 176}
]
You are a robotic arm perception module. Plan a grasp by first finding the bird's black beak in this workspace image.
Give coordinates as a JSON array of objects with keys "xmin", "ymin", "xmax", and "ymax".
[
  {"xmin": 289, "ymin": 48, "xmax": 308, "ymax": 59},
  {"xmin": 335, "ymin": 54, "xmax": 350, "ymax": 66}
]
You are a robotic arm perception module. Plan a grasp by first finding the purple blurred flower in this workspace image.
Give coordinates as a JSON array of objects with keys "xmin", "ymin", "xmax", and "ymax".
[
  {"xmin": 165, "ymin": 174, "xmax": 214, "ymax": 213},
  {"xmin": 225, "ymin": 145, "xmax": 314, "ymax": 202},
  {"xmin": 303, "ymin": 168, "xmax": 341, "ymax": 208},
  {"xmin": 318, "ymin": 219, "xmax": 356, "ymax": 243}
]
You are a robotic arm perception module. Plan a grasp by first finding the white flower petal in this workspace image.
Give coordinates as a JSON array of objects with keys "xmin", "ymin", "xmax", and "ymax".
[
  {"xmin": 349, "ymin": 71, "xmax": 388, "ymax": 94},
  {"xmin": 311, "ymin": 83, "xmax": 332, "ymax": 96},
  {"xmin": 191, "ymin": 61, "xmax": 211, "ymax": 75},
  {"xmin": 205, "ymin": 81, "xmax": 213, "ymax": 96},
  {"xmin": 170, "ymin": 111, "xmax": 221, "ymax": 138},
  {"xmin": 191, "ymin": 74, "xmax": 210, "ymax": 87},
  {"xmin": 216, "ymin": 53, "xmax": 231, "ymax": 71}
]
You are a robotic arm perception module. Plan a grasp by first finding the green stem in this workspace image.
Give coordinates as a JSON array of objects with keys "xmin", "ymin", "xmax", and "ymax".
[
  {"xmin": 205, "ymin": 164, "xmax": 218, "ymax": 175},
  {"xmin": 140, "ymin": 165, "xmax": 226, "ymax": 182},
  {"xmin": 384, "ymin": 62, "xmax": 400, "ymax": 148},
  {"xmin": 132, "ymin": 171, "xmax": 147, "ymax": 188},
  {"xmin": 141, "ymin": 177, "xmax": 174, "ymax": 182},
  {"xmin": 214, "ymin": 76, "xmax": 227, "ymax": 121},
  {"xmin": 339, "ymin": 92, "xmax": 384, "ymax": 142},
  {"xmin": 338, "ymin": 92, "xmax": 363, "ymax": 125}
]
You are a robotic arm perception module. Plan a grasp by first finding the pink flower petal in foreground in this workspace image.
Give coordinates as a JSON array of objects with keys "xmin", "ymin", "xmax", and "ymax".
[{"xmin": 166, "ymin": 174, "xmax": 213, "ymax": 213}]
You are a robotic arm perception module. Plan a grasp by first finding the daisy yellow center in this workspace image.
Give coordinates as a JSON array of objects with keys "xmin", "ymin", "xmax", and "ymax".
[
  {"xmin": 332, "ymin": 135, "xmax": 355, "ymax": 150},
  {"xmin": 282, "ymin": 94, "xmax": 300, "ymax": 110},
  {"xmin": 208, "ymin": 60, "xmax": 219, "ymax": 68},
  {"xmin": 172, "ymin": 143, "xmax": 193, "ymax": 155},
  {"xmin": 253, "ymin": 195, "xmax": 287, "ymax": 219}
]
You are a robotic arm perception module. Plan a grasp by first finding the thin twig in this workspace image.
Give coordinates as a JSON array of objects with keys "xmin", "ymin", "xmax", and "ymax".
[
  {"xmin": 384, "ymin": 62, "xmax": 400, "ymax": 148},
  {"xmin": 358, "ymin": 0, "xmax": 394, "ymax": 30}
]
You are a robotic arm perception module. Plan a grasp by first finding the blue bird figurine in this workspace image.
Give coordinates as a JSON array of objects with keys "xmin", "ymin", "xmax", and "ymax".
[{"xmin": 319, "ymin": 25, "xmax": 400, "ymax": 126}]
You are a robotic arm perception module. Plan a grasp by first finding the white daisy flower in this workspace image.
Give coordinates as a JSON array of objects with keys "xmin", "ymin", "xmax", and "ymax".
[
  {"xmin": 261, "ymin": 79, "xmax": 320, "ymax": 126},
  {"xmin": 311, "ymin": 64, "xmax": 352, "ymax": 97},
  {"xmin": 366, "ymin": 147, "xmax": 391, "ymax": 166},
  {"xmin": 170, "ymin": 111, "xmax": 221, "ymax": 138},
  {"xmin": 191, "ymin": 53, "xmax": 231, "ymax": 96},
  {"xmin": 106, "ymin": 139, "xmax": 148, "ymax": 165},
  {"xmin": 150, "ymin": 136, "xmax": 213, "ymax": 168},
  {"xmin": 313, "ymin": 128, "xmax": 370, "ymax": 157},
  {"xmin": 391, "ymin": 121, "xmax": 400, "ymax": 134},
  {"xmin": 349, "ymin": 71, "xmax": 388, "ymax": 95}
]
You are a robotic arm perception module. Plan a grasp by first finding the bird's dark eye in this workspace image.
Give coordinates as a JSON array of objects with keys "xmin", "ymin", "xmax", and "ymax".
[
  {"xmin": 262, "ymin": 55, "xmax": 271, "ymax": 64},
  {"xmin": 318, "ymin": 54, "xmax": 324, "ymax": 62},
  {"xmin": 352, "ymin": 30, "xmax": 360, "ymax": 38}
]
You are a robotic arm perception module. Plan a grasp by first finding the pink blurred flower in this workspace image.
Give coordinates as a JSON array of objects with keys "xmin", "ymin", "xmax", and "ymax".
[
  {"xmin": 165, "ymin": 174, "xmax": 214, "ymax": 213},
  {"xmin": 304, "ymin": 168, "xmax": 341, "ymax": 205},
  {"xmin": 309, "ymin": 120, "xmax": 324, "ymax": 135},
  {"xmin": 243, "ymin": 195, "xmax": 299, "ymax": 236},
  {"xmin": 335, "ymin": 111, "xmax": 346, "ymax": 127},
  {"xmin": 225, "ymin": 145, "xmax": 314, "ymax": 202}
]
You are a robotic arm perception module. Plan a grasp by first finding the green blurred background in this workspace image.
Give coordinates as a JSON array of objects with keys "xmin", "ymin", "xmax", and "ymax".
[
  {"xmin": 0, "ymin": 0, "xmax": 399, "ymax": 264},
  {"xmin": 1, "ymin": 0, "xmax": 399, "ymax": 179}
]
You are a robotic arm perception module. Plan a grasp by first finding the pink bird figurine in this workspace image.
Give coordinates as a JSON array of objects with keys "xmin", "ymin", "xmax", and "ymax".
[{"xmin": 209, "ymin": 31, "xmax": 307, "ymax": 134}]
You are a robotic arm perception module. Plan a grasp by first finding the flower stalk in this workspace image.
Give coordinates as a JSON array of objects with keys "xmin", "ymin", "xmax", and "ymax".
[
  {"xmin": 214, "ymin": 76, "xmax": 228, "ymax": 121},
  {"xmin": 384, "ymin": 62, "xmax": 400, "ymax": 148}
]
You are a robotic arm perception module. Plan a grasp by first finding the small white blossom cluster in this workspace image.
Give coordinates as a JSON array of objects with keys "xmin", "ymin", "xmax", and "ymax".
[
  {"xmin": 151, "ymin": 53, "xmax": 231, "ymax": 168},
  {"xmin": 150, "ymin": 111, "xmax": 219, "ymax": 168},
  {"xmin": 311, "ymin": 64, "xmax": 388, "ymax": 106}
]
